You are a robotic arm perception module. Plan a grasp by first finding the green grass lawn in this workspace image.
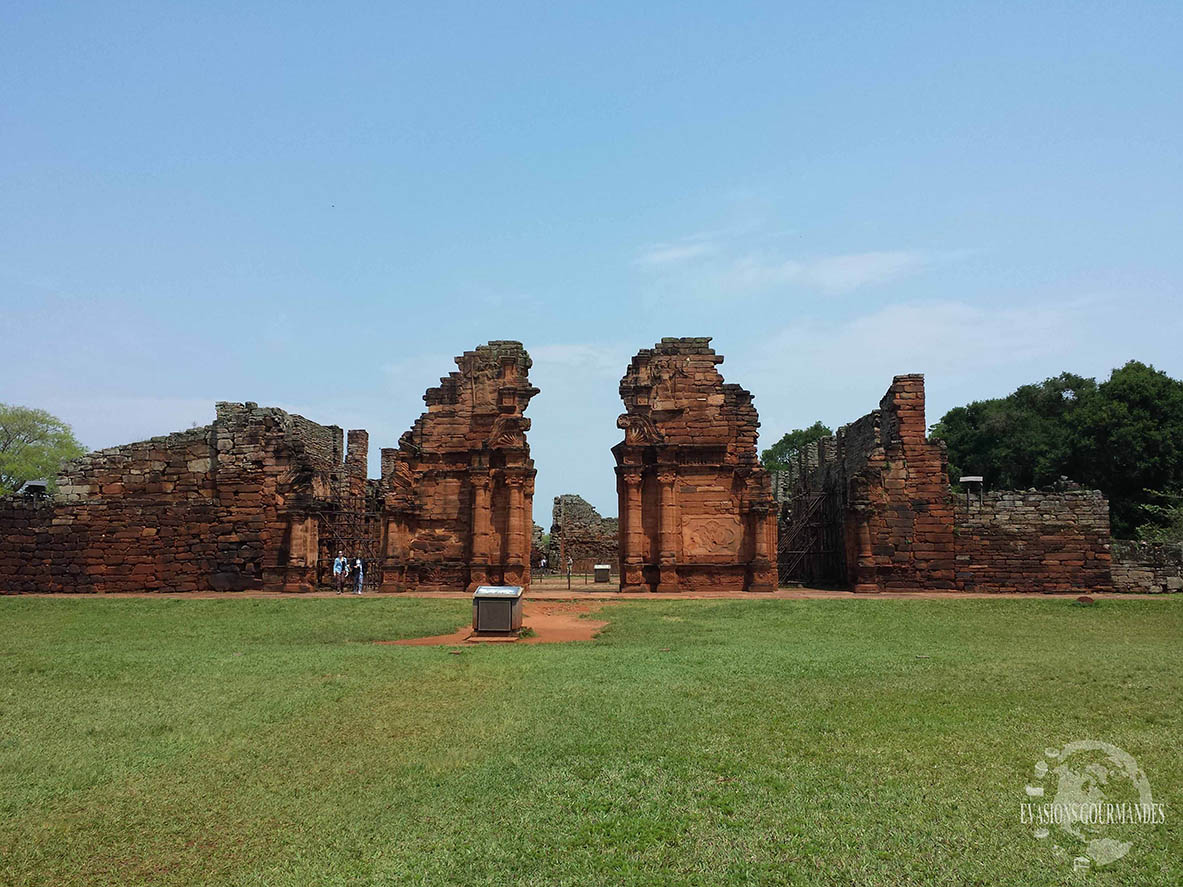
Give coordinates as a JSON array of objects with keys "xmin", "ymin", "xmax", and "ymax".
[{"xmin": 1, "ymin": 596, "xmax": 1179, "ymax": 886}]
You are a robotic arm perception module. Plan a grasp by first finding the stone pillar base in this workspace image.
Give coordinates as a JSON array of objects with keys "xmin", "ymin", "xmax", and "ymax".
[
  {"xmin": 657, "ymin": 563, "xmax": 678, "ymax": 593},
  {"xmin": 747, "ymin": 563, "xmax": 776, "ymax": 593},
  {"xmin": 466, "ymin": 564, "xmax": 490, "ymax": 594},
  {"xmin": 379, "ymin": 562, "xmax": 413, "ymax": 593},
  {"xmin": 621, "ymin": 562, "xmax": 644, "ymax": 592}
]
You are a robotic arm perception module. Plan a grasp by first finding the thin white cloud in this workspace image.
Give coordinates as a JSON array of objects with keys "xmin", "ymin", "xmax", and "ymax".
[
  {"xmin": 800, "ymin": 250, "xmax": 932, "ymax": 292},
  {"xmin": 634, "ymin": 240, "xmax": 717, "ymax": 268},
  {"xmin": 635, "ymin": 221, "xmax": 964, "ymax": 297},
  {"xmin": 755, "ymin": 300, "xmax": 1076, "ymax": 376},
  {"xmin": 718, "ymin": 249, "xmax": 941, "ymax": 293}
]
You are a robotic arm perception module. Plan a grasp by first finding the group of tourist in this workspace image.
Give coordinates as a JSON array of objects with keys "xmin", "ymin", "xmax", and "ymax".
[{"xmin": 332, "ymin": 552, "xmax": 366, "ymax": 595}]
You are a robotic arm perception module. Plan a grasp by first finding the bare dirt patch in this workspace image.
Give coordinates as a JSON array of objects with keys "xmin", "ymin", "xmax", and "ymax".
[{"xmin": 379, "ymin": 599, "xmax": 612, "ymax": 646}]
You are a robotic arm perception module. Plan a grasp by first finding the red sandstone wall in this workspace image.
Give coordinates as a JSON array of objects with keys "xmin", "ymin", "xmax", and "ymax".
[
  {"xmin": 954, "ymin": 488, "xmax": 1112, "ymax": 593},
  {"xmin": 549, "ymin": 494, "xmax": 618, "ymax": 573},
  {"xmin": 0, "ymin": 500, "xmax": 224, "ymax": 593},
  {"xmin": 380, "ymin": 341, "xmax": 538, "ymax": 592},
  {"xmin": 776, "ymin": 375, "xmax": 1114, "ymax": 593},
  {"xmin": 0, "ymin": 403, "xmax": 345, "ymax": 594},
  {"xmin": 613, "ymin": 337, "xmax": 777, "ymax": 592},
  {"xmin": 849, "ymin": 375, "xmax": 956, "ymax": 591}
]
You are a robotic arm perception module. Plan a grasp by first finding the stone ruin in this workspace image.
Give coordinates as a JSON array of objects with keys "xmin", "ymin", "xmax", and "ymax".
[
  {"xmin": 0, "ymin": 402, "xmax": 357, "ymax": 593},
  {"xmin": 613, "ymin": 338, "xmax": 777, "ymax": 592},
  {"xmin": 548, "ymin": 494, "xmax": 618, "ymax": 573},
  {"xmin": 1, "ymin": 338, "xmax": 1176, "ymax": 596},
  {"xmin": 379, "ymin": 341, "xmax": 538, "ymax": 592},
  {"xmin": 774, "ymin": 375, "xmax": 1115, "ymax": 593},
  {"xmin": 0, "ymin": 341, "xmax": 538, "ymax": 595}
]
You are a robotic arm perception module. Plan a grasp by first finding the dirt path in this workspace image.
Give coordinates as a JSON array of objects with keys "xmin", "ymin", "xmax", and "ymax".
[
  {"xmin": 379, "ymin": 599, "xmax": 613, "ymax": 646},
  {"xmin": 7, "ymin": 584, "xmax": 1171, "ymax": 601}
]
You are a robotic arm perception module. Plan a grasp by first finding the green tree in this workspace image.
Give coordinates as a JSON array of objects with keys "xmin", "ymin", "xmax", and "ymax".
[
  {"xmin": 931, "ymin": 372, "xmax": 1095, "ymax": 489},
  {"xmin": 761, "ymin": 421, "xmax": 833, "ymax": 473},
  {"xmin": 932, "ymin": 361, "xmax": 1183, "ymax": 538},
  {"xmin": 1068, "ymin": 361, "xmax": 1183, "ymax": 537},
  {"xmin": 1136, "ymin": 489, "xmax": 1183, "ymax": 542},
  {"xmin": 0, "ymin": 404, "xmax": 87, "ymax": 495}
]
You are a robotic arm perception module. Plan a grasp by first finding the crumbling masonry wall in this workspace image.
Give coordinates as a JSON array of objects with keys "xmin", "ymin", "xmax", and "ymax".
[
  {"xmin": 379, "ymin": 341, "xmax": 537, "ymax": 592},
  {"xmin": 549, "ymin": 494, "xmax": 618, "ymax": 573},
  {"xmin": 1111, "ymin": 541, "xmax": 1183, "ymax": 593},
  {"xmin": 954, "ymin": 486, "xmax": 1112, "ymax": 592},
  {"xmin": 613, "ymin": 337, "xmax": 777, "ymax": 592},
  {"xmin": 779, "ymin": 375, "xmax": 954, "ymax": 591},
  {"xmin": 0, "ymin": 403, "xmax": 355, "ymax": 593},
  {"xmin": 775, "ymin": 375, "xmax": 1115, "ymax": 592}
]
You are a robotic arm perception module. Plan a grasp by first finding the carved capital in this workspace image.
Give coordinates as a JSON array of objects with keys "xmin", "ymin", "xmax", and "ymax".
[
  {"xmin": 657, "ymin": 468, "xmax": 677, "ymax": 486},
  {"xmin": 488, "ymin": 415, "xmax": 528, "ymax": 449},
  {"xmin": 622, "ymin": 471, "xmax": 643, "ymax": 490},
  {"xmin": 617, "ymin": 413, "xmax": 663, "ymax": 446}
]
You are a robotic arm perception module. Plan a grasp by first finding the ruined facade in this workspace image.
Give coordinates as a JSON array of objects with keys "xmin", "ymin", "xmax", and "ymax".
[
  {"xmin": 379, "ymin": 341, "xmax": 538, "ymax": 592},
  {"xmin": 613, "ymin": 338, "xmax": 777, "ymax": 592},
  {"xmin": 0, "ymin": 402, "xmax": 364, "ymax": 593},
  {"xmin": 775, "ymin": 375, "xmax": 1115, "ymax": 593},
  {"xmin": 5, "ymin": 340, "xmax": 1169, "ymax": 596},
  {"xmin": 777, "ymin": 375, "xmax": 955, "ymax": 591},
  {"xmin": 548, "ymin": 494, "xmax": 618, "ymax": 573},
  {"xmin": 0, "ymin": 341, "xmax": 537, "ymax": 595}
]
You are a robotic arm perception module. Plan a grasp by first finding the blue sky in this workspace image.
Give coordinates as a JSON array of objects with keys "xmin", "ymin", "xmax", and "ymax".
[{"xmin": 3, "ymin": 2, "xmax": 1181, "ymax": 519}]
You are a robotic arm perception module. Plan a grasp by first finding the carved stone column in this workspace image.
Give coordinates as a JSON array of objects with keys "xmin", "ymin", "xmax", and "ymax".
[
  {"xmin": 853, "ymin": 513, "xmax": 879, "ymax": 593},
  {"xmin": 523, "ymin": 484, "xmax": 534, "ymax": 587},
  {"xmin": 748, "ymin": 504, "xmax": 776, "ymax": 592},
  {"xmin": 381, "ymin": 514, "xmax": 413, "ymax": 592},
  {"xmin": 279, "ymin": 515, "xmax": 317, "ymax": 592},
  {"xmin": 657, "ymin": 468, "xmax": 679, "ymax": 593},
  {"xmin": 503, "ymin": 474, "xmax": 527, "ymax": 587},
  {"xmin": 621, "ymin": 470, "xmax": 644, "ymax": 592},
  {"xmin": 467, "ymin": 472, "xmax": 492, "ymax": 592}
]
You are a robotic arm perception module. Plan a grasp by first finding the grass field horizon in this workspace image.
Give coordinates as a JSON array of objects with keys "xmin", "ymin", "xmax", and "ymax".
[{"xmin": 2, "ymin": 596, "xmax": 1179, "ymax": 885}]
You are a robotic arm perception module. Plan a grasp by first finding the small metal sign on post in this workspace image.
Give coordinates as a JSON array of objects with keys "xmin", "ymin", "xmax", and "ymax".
[{"xmin": 959, "ymin": 476, "xmax": 984, "ymax": 508}]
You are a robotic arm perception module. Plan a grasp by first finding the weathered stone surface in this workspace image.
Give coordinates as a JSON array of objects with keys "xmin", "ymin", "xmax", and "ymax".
[
  {"xmin": 1111, "ymin": 540, "xmax": 1183, "ymax": 593},
  {"xmin": 379, "ymin": 341, "xmax": 538, "ymax": 592},
  {"xmin": 549, "ymin": 494, "xmax": 618, "ymax": 573},
  {"xmin": 0, "ymin": 342, "xmax": 537, "ymax": 595},
  {"xmin": 613, "ymin": 337, "xmax": 777, "ymax": 592},
  {"xmin": 954, "ymin": 483, "xmax": 1112, "ymax": 593},
  {"xmin": 0, "ymin": 403, "xmax": 348, "ymax": 593},
  {"xmin": 775, "ymin": 375, "xmax": 1114, "ymax": 593}
]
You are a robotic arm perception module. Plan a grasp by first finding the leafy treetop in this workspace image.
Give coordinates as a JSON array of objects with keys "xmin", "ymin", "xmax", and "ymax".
[
  {"xmin": 932, "ymin": 361, "xmax": 1183, "ymax": 539},
  {"xmin": 761, "ymin": 421, "xmax": 834, "ymax": 474},
  {"xmin": 0, "ymin": 404, "xmax": 87, "ymax": 495}
]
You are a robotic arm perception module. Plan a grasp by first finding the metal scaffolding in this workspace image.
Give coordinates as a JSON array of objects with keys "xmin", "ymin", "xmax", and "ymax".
[
  {"xmin": 777, "ymin": 489, "xmax": 845, "ymax": 587},
  {"xmin": 316, "ymin": 496, "xmax": 383, "ymax": 589}
]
